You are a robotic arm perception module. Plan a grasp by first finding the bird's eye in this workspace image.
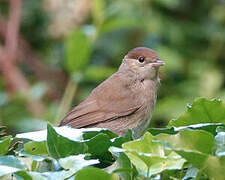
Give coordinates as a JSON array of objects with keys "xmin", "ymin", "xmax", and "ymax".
[{"xmin": 138, "ymin": 56, "xmax": 145, "ymax": 63}]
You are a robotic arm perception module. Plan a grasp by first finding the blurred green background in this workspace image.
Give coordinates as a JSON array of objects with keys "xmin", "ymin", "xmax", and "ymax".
[{"xmin": 0, "ymin": 0, "xmax": 224, "ymax": 134}]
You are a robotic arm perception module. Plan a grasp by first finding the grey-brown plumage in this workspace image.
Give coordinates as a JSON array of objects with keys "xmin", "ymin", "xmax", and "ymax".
[{"xmin": 59, "ymin": 47, "xmax": 164, "ymax": 137}]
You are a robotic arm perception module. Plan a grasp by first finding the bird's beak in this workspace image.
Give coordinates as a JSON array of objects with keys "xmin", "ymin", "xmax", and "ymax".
[{"xmin": 151, "ymin": 60, "xmax": 165, "ymax": 67}]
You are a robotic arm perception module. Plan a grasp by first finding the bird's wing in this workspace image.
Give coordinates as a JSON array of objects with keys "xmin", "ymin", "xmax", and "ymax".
[{"xmin": 59, "ymin": 73, "xmax": 143, "ymax": 128}]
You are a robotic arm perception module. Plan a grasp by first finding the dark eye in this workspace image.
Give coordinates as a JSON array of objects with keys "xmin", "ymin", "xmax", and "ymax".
[{"xmin": 138, "ymin": 56, "xmax": 145, "ymax": 63}]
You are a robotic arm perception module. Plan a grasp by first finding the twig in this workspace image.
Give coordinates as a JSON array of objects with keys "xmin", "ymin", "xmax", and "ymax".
[
  {"xmin": 0, "ymin": 15, "xmax": 67, "ymax": 94},
  {"xmin": 5, "ymin": 0, "xmax": 22, "ymax": 60},
  {"xmin": 0, "ymin": 0, "xmax": 45, "ymax": 116}
]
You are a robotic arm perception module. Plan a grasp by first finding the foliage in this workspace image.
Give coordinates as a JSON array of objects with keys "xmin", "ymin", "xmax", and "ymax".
[
  {"xmin": 0, "ymin": 0, "xmax": 224, "ymax": 133},
  {"xmin": 0, "ymin": 98, "xmax": 224, "ymax": 179},
  {"xmin": 0, "ymin": 0, "xmax": 225, "ymax": 179}
]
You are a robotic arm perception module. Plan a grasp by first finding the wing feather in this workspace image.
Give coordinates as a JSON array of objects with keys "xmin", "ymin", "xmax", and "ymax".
[{"xmin": 59, "ymin": 72, "xmax": 142, "ymax": 127}]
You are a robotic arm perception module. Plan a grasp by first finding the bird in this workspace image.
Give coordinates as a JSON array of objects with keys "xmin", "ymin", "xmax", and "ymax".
[{"xmin": 59, "ymin": 47, "xmax": 164, "ymax": 138}]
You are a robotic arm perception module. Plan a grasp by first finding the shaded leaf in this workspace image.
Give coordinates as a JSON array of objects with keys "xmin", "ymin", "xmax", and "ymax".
[
  {"xmin": 47, "ymin": 124, "xmax": 87, "ymax": 159},
  {"xmin": 176, "ymin": 150, "xmax": 225, "ymax": 180},
  {"xmin": 85, "ymin": 133, "xmax": 111, "ymax": 156},
  {"xmin": 85, "ymin": 133, "xmax": 114, "ymax": 167},
  {"xmin": 113, "ymin": 153, "xmax": 136, "ymax": 180}
]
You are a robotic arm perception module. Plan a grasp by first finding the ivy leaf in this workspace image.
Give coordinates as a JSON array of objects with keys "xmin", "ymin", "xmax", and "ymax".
[
  {"xmin": 47, "ymin": 124, "xmax": 87, "ymax": 159},
  {"xmin": 75, "ymin": 167, "xmax": 116, "ymax": 180},
  {"xmin": 175, "ymin": 151, "xmax": 225, "ymax": 180},
  {"xmin": 16, "ymin": 126, "xmax": 113, "ymax": 142},
  {"xmin": 155, "ymin": 129, "xmax": 214, "ymax": 154},
  {"xmin": 59, "ymin": 154, "xmax": 99, "ymax": 172},
  {"xmin": 0, "ymin": 156, "xmax": 25, "ymax": 177},
  {"xmin": 168, "ymin": 98, "xmax": 225, "ymax": 127},
  {"xmin": 155, "ymin": 129, "xmax": 225, "ymax": 180},
  {"xmin": 148, "ymin": 123, "xmax": 225, "ymax": 136},
  {"xmin": 0, "ymin": 136, "xmax": 11, "ymax": 155},
  {"xmin": 24, "ymin": 141, "xmax": 48, "ymax": 155},
  {"xmin": 122, "ymin": 132, "xmax": 185, "ymax": 178},
  {"xmin": 16, "ymin": 155, "xmax": 99, "ymax": 180}
]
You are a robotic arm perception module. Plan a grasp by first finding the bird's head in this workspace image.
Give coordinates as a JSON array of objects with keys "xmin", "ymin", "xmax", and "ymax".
[{"xmin": 120, "ymin": 47, "xmax": 165, "ymax": 80}]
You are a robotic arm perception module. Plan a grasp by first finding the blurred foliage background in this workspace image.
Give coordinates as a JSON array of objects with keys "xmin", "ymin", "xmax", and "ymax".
[{"xmin": 0, "ymin": 0, "xmax": 224, "ymax": 134}]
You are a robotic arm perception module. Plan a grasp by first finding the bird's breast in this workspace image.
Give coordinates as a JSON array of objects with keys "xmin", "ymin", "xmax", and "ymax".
[{"xmin": 131, "ymin": 80, "xmax": 158, "ymax": 137}]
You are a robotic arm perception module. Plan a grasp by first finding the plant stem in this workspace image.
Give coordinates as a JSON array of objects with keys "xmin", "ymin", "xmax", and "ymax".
[{"xmin": 54, "ymin": 79, "xmax": 77, "ymax": 125}]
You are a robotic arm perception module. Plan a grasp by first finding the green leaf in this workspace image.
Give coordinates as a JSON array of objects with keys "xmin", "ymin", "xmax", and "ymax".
[
  {"xmin": 16, "ymin": 171, "xmax": 48, "ymax": 180},
  {"xmin": 65, "ymin": 30, "xmax": 91, "ymax": 73},
  {"xmin": 168, "ymin": 98, "xmax": 225, "ymax": 127},
  {"xmin": 16, "ymin": 126, "xmax": 117, "ymax": 142},
  {"xmin": 111, "ymin": 130, "xmax": 133, "ymax": 148},
  {"xmin": 98, "ymin": 17, "xmax": 139, "ymax": 34},
  {"xmin": 84, "ymin": 66, "xmax": 116, "ymax": 82},
  {"xmin": 75, "ymin": 167, "xmax": 116, "ymax": 180},
  {"xmin": 85, "ymin": 133, "xmax": 111, "ymax": 156},
  {"xmin": 155, "ymin": 129, "xmax": 225, "ymax": 179},
  {"xmin": 47, "ymin": 124, "xmax": 87, "ymax": 159},
  {"xmin": 175, "ymin": 151, "xmax": 225, "ymax": 180},
  {"xmin": 92, "ymin": 0, "xmax": 105, "ymax": 25},
  {"xmin": 0, "ymin": 136, "xmax": 11, "ymax": 155},
  {"xmin": 0, "ymin": 156, "xmax": 25, "ymax": 177},
  {"xmin": 113, "ymin": 153, "xmax": 133, "ymax": 180},
  {"xmin": 82, "ymin": 129, "xmax": 117, "ymax": 140},
  {"xmin": 148, "ymin": 123, "xmax": 225, "ymax": 136},
  {"xmin": 123, "ymin": 132, "xmax": 164, "ymax": 156},
  {"xmin": 24, "ymin": 141, "xmax": 48, "ymax": 155},
  {"xmin": 122, "ymin": 132, "xmax": 185, "ymax": 178},
  {"xmin": 156, "ymin": 129, "xmax": 214, "ymax": 154},
  {"xmin": 85, "ymin": 133, "xmax": 115, "ymax": 166},
  {"xmin": 17, "ymin": 126, "xmax": 116, "ymax": 163},
  {"xmin": 15, "ymin": 171, "xmax": 34, "ymax": 180}
]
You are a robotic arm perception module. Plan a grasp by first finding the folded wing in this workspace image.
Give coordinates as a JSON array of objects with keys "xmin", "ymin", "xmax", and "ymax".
[{"xmin": 59, "ymin": 72, "xmax": 142, "ymax": 128}]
